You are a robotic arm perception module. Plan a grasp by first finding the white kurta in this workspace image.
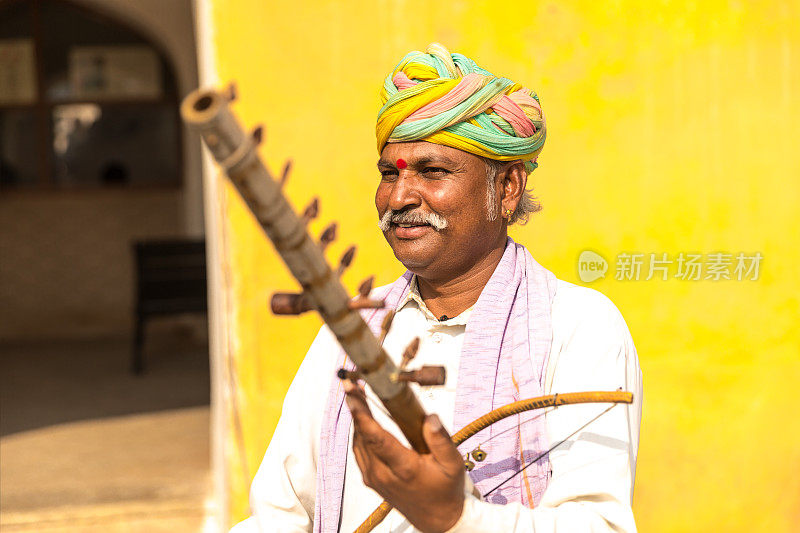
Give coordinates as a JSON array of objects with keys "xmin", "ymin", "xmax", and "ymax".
[{"xmin": 232, "ymin": 278, "xmax": 643, "ymax": 533}]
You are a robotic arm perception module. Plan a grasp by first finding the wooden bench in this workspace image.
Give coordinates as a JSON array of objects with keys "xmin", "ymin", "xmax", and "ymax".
[{"xmin": 131, "ymin": 239, "xmax": 207, "ymax": 374}]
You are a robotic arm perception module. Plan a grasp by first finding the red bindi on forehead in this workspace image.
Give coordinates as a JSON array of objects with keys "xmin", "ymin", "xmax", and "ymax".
[{"xmin": 396, "ymin": 158, "xmax": 407, "ymax": 169}]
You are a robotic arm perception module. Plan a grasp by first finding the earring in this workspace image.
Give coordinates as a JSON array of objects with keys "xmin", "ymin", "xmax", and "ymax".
[{"xmin": 504, "ymin": 208, "xmax": 513, "ymax": 218}]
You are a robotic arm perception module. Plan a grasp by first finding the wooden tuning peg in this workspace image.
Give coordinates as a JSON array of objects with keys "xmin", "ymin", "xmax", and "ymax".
[
  {"xmin": 347, "ymin": 298, "xmax": 385, "ymax": 311},
  {"xmin": 319, "ymin": 223, "xmax": 337, "ymax": 250},
  {"xmin": 270, "ymin": 292, "xmax": 313, "ymax": 315},
  {"xmin": 395, "ymin": 366, "xmax": 446, "ymax": 386},
  {"xmin": 337, "ymin": 368, "xmax": 362, "ymax": 382},
  {"xmin": 224, "ymin": 82, "xmax": 237, "ymax": 102},
  {"xmin": 279, "ymin": 159, "xmax": 292, "ymax": 188},
  {"xmin": 301, "ymin": 197, "xmax": 320, "ymax": 226},
  {"xmin": 252, "ymin": 125, "xmax": 263, "ymax": 145},
  {"xmin": 347, "ymin": 275, "xmax": 383, "ymax": 310},
  {"xmin": 377, "ymin": 310, "xmax": 395, "ymax": 345},
  {"xmin": 358, "ymin": 276, "xmax": 374, "ymax": 298},
  {"xmin": 337, "ymin": 246, "xmax": 356, "ymax": 276},
  {"xmin": 400, "ymin": 337, "xmax": 420, "ymax": 370}
]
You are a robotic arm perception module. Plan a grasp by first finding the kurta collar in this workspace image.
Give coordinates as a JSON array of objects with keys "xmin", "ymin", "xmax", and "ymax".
[{"xmin": 397, "ymin": 275, "xmax": 473, "ymax": 326}]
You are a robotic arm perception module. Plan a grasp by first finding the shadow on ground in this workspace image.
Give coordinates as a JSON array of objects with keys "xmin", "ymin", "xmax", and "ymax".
[
  {"xmin": 0, "ymin": 318, "xmax": 210, "ymax": 436},
  {"xmin": 0, "ymin": 319, "xmax": 213, "ymax": 531}
]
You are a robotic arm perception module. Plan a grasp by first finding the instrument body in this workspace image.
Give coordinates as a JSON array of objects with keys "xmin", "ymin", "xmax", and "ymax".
[{"xmin": 355, "ymin": 390, "xmax": 634, "ymax": 532}]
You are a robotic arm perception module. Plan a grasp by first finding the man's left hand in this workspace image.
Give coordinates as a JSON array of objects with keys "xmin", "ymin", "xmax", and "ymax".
[{"xmin": 344, "ymin": 380, "xmax": 465, "ymax": 533}]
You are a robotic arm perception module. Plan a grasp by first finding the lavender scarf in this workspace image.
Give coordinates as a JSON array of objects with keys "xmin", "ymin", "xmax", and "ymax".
[{"xmin": 313, "ymin": 238, "xmax": 558, "ymax": 531}]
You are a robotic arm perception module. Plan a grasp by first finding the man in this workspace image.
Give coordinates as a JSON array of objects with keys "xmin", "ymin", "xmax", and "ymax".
[{"xmin": 233, "ymin": 43, "xmax": 642, "ymax": 532}]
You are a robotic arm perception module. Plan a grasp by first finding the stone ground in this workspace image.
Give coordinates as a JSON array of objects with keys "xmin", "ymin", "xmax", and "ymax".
[{"xmin": 0, "ymin": 319, "xmax": 214, "ymax": 532}]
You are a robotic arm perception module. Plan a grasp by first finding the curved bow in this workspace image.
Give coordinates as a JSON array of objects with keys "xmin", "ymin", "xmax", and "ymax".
[{"xmin": 354, "ymin": 390, "xmax": 634, "ymax": 533}]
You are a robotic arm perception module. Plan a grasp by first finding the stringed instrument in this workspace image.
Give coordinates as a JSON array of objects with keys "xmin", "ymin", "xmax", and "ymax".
[{"xmin": 180, "ymin": 85, "xmax": 633, "ymax": 533}]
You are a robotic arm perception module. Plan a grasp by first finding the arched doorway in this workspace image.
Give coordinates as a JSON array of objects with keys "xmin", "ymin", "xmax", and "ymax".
[
  {"xmin": 0, "ymin": 0, "xmax": 181, "ymax": 189},
  {"xmin": 0, "ymin": 1, "xmax": 211, "ymax": 530}
]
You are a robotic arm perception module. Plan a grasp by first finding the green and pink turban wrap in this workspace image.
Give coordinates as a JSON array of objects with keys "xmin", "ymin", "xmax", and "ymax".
[{"xmin": 376, "ymin": 43, "xmax": 546, "ymax": 172}]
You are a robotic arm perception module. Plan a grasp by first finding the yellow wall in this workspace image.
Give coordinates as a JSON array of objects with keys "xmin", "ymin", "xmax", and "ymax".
[{"xmin": 205, "ymin": 1, "xmax": 800, "ymax": 530}]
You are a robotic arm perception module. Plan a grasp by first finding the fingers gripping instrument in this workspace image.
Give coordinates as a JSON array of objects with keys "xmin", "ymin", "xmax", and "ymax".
[
  {"xmin": 180, "ymin": 86, "xmax": 432, "ymax": 453},
  {"xmin": 355, "ymin": 390, "xmax": 634, "ymax": 533}
]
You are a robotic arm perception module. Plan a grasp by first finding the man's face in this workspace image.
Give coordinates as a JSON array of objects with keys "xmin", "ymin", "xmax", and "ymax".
[{"xmin": 375, "ymin": 141, "xmax": 506, "ymax": 281}]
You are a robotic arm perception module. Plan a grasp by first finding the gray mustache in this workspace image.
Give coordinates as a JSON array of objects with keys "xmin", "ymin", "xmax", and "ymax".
[{"xmin": 379, "ymin": 209, "xmax": 448, "ymax": 232}]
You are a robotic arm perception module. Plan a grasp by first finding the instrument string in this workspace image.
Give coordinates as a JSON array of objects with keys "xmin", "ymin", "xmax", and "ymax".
[
  {"xmin": 363, "ymin": 390, "xmax": 393, "ymax": 420},
  {"xmin": 365, "ymin": 395, "xmax": 591, "ymax": 454},
  {"xmin": 482, "ymin": 404, "xmax": 616, "ymax": 499},
  {"xmin": 465, "ymin": 409, "xmax": 550, "ymax": 449}
]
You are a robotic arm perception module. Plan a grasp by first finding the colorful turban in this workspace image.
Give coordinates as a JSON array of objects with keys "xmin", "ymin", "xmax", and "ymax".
[{"xmin": 376, "ymin": 43, "xmax": 546, "ymax": 173}]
